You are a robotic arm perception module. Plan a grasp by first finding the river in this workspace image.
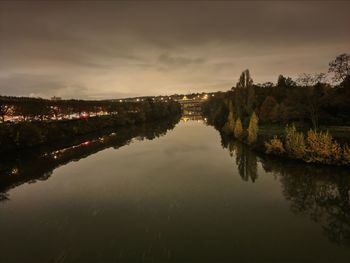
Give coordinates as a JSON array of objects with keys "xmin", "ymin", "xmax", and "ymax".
[{"xmin": 0, "ymin": 116, "xmax": 350, "ymax": 262}]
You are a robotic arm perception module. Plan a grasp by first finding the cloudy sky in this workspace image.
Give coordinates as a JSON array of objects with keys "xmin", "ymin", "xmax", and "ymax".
[{"xmin": 0, "ymin": 1, "xmax": 349, "ymax": 99}]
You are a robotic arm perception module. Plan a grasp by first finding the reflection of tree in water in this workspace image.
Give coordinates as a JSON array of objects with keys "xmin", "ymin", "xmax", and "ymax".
[
  {"xmin": 221, "ymin": 134, "xmax": 258, "ymax": 183},
  {"xmin": 219, "ymin": 132, "xmax": 350, "ymax": 246},
  {"xmin": 0, "ymin": 117, "xmax": 180, "ymax": 200},
  {"xmin": 261, "ymin": 157, "xmax": 350, "ymax": 246},
  {"xmin": 234, "ymin": 142, "xmax": 258, "ymax": 183}
]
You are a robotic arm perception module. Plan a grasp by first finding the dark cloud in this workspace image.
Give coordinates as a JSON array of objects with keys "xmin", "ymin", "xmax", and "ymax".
[
  {"xmin": 0, "ymin": 1, "xmax": 349, "ymax": 98},
  {"xmin": 158, "ymin": 53, "xmax": 206, "ymax": 70}
]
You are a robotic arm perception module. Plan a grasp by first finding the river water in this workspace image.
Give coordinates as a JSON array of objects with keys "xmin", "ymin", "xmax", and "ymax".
[{"xmin": 0, "ymin": 117, "xmax": 350, "ymax": 262}]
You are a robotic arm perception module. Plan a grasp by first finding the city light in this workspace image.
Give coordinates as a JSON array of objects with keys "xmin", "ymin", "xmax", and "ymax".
[
  {"xmin": 80, "ymin": 112, "xmax": 89, "ymax": 119},
  {"xmin": 11, "ymin": 168, "xmax": 19, "ymax": 176}
]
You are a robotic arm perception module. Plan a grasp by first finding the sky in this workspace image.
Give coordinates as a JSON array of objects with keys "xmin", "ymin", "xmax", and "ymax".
[{"xmin": 0, "ymin": 1, "xmax": 349, "ymax": 99}]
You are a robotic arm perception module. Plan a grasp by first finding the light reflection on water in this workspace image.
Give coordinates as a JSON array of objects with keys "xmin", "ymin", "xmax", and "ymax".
[{"xmin": 0, "ymin": 117, "xmax": 350, "ymax": 262}]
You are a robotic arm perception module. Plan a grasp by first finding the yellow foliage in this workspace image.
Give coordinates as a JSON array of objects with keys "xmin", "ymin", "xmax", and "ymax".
[
  {"xmin": 343, "ymin": 145, "xmax": 350, "ymax": 164},
  {"xmin": 222, "ymin": 111, "xmax": 235, "ymax": 135},
  {"xmin": 306, "ymin": 130, "xmax": 342, "ymax": 164},
  {"xmin": 264, "ymin": 125, "xmax": 349, "ymax": 166},
  {"xmin": 265, "ymin": 136, "xmax": 285, "ymax": 155},
  {"xmin": 285, "ymin": 125, "xmax": 306, "ymax": 159},
  {"xmin": 247, "ymin": 112, "xmax": 259, "ymax": 144},
  {"xmin": 234, "ymin": 117, "xmax": 243, "ymax": 139}
]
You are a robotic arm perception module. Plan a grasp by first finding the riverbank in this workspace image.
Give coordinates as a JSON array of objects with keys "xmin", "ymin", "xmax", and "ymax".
[
  {"xmin": 203, "ymin": 102, "xmax": 350, "ymax": 166},
  {"xmin": 214, "ymin": 124, "xmax": 350, "ymax": 167},
  {"xmin": 202, "ymin": 87, "xmax": 350, "ymax": 167},
  {"xmin": 0, "ymin": 102, "xmax": 181, "ymax": 153}
]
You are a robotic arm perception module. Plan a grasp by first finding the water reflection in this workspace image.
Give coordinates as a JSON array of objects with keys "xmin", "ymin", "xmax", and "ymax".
[
  {"xmin": 0, "ymin": 117, "xmax": 180, "ymax": 201},
  {"xmin": 263, "ymin": 157, "xmax": 350, "ymax": 247},
  {"xmin": 221, "ymin": 135, "xmax": 258, "ymax": 183},
  {"xmin": 221, "ymin": 135, "xmax": 350, "ymax": 246},
  {"xmin": 1, "ymin": 117, "xmax": 350, "ymax": 261},
  {"xmin": 181, "ymin": 114, "xmax": 206, "ymax": 123}
]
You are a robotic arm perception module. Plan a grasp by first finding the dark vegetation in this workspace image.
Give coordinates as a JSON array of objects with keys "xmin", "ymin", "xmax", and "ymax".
[
  {"xmin": 0, "ymin": 97, "xmax": 181, "ymax": 153},
  {"xmin": 202, "ymin": 53, "xmax": 350, "ymax": 165}
]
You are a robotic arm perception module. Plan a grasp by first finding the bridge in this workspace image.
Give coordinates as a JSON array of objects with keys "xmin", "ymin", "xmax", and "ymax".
[{"xmin": 176, "ymin": 95, "xmax": 208, "ymax": 115}]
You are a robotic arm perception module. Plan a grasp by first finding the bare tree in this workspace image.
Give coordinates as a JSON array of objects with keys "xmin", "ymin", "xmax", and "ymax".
[
  {"xmin": 296, "ymin": 73, "xmax": 326, "ymax": 87},
  {"xmin": 328, "ymin": 53, "xmax": 350, "ymax": 82},
  {"xmin": 296, "ymin": 73, "xmax": 328, "ymax": 130}
]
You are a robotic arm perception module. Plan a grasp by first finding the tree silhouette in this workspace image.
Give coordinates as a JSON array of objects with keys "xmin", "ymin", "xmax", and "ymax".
[{"xmin": 329, "ymin": 53, "xmax": 350, "ymax": 82}]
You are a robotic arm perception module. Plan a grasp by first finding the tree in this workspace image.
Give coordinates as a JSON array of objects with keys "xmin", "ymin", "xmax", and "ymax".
[
  {"xmin": 0, "ymin": 101, "xmax": 11, "ymax": 122},
  {"xmin": 234, "ymin": 117, "xmax": 243, "ymax": 139},
  {"xmin": 236, "ymin": 69, "xmax": 253, "ymax": 89},
  {"xmin": 261, "ymin": 82, "xmax": 273, "ymax": 88},
  {"xmin": 14, "ymin": 101, "xmax": 36, "ymax": 121},
  {"xmin": 273, "ymin": 75, "xmax": 289, "ymax": 102},
  {"xmin": 296, "ymin": 73, "xmax": 328, "ymax": 129},
  {"xmin": 328, "ymin": 53, "xmax": 350, "ymax": 82},
  {"xmin": 270, "ymin": 104, "xmax": 282, "ymax": 123},
  {"xmin": 32, "ymin": 100, "xmax": 50, "ymax": 121},
  {"xmin": 259, "ymin": 96, "xmax": 277, "ymax": 123},
  {"xmin": 222, "ymin": 111, "xmax": 235, "ymax": 135},
  {"xmin": 247, "ymin": 112, "xmax": 259, "ymax": 144},
  {"xmin": 235, "ymin": 69, "xmax": 255, "ymax": 114},
  {"xmin": 277, "ymin": 75, "xmax": 287, "ymax": 88},
  {"xmin": 246, "ymin": 83, "xmax": 256, "ymax": 114},
  {"xmin": 296, "ymin": 73, "xmax": 326, "ymax": 87},
  {"xmin": 285, "ymin": 77, "xmax": 296, "ymax": 88},
  {"xmin": 222, "ymin": 101, "xmax": 236, "ymax": 135},
  {"xmin": 341, "ymin": 75, "xmax": 350, "ymax": 90}
]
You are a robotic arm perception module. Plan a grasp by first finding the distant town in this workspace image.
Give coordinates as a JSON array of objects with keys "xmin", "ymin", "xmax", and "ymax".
[{"xmin": 0, "ymin": 92, "xmax": 217, "ymax": 123}]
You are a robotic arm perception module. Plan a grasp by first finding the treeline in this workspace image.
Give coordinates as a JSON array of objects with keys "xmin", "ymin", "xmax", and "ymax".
[
  {"xmin": 0, "ymin": 100, "xmax": 181, "ymax": 153},
  {"xmin": 203, "ymin": 53, "xmax": 350, "ymax": 129},
  {"xmin": 0, "ymin": 96, "xmax": 180, "ymax": 122},
  {"xmin": 202, "ymin": 53, "xmax": 350, "ymax": 166}
]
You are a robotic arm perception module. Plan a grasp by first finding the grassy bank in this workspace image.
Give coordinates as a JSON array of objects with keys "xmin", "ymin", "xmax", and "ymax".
[
  {"xmin": 259, "ymin": 124, "xmax": 350, "ymax": 144},
  {"xmin": 221, "ymin": 124, "xmax": 350, "ymax": 167}
]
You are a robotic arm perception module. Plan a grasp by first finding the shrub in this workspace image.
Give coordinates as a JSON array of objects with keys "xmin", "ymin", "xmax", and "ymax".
[
  {"xmin": 247, "ymin": 112, "xmax": 259, "ymax": 144},
  {"xmin": 234, "ymin": 117, "xmax": 243, "ymax": 139},
  {"xmin": 343, "ymin": 145, "xmax": 350, "ymax": 164},
  {"xmin": 265, "ymin": 136, "xmax": 285, "ymax": 155},
  {"xmin": 306, "ymin": 130, "xmax": 342, "ymax": 164},
  {"xmin": 285, "ymin": 125, "xmax": 306, "ymax": 159}
]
